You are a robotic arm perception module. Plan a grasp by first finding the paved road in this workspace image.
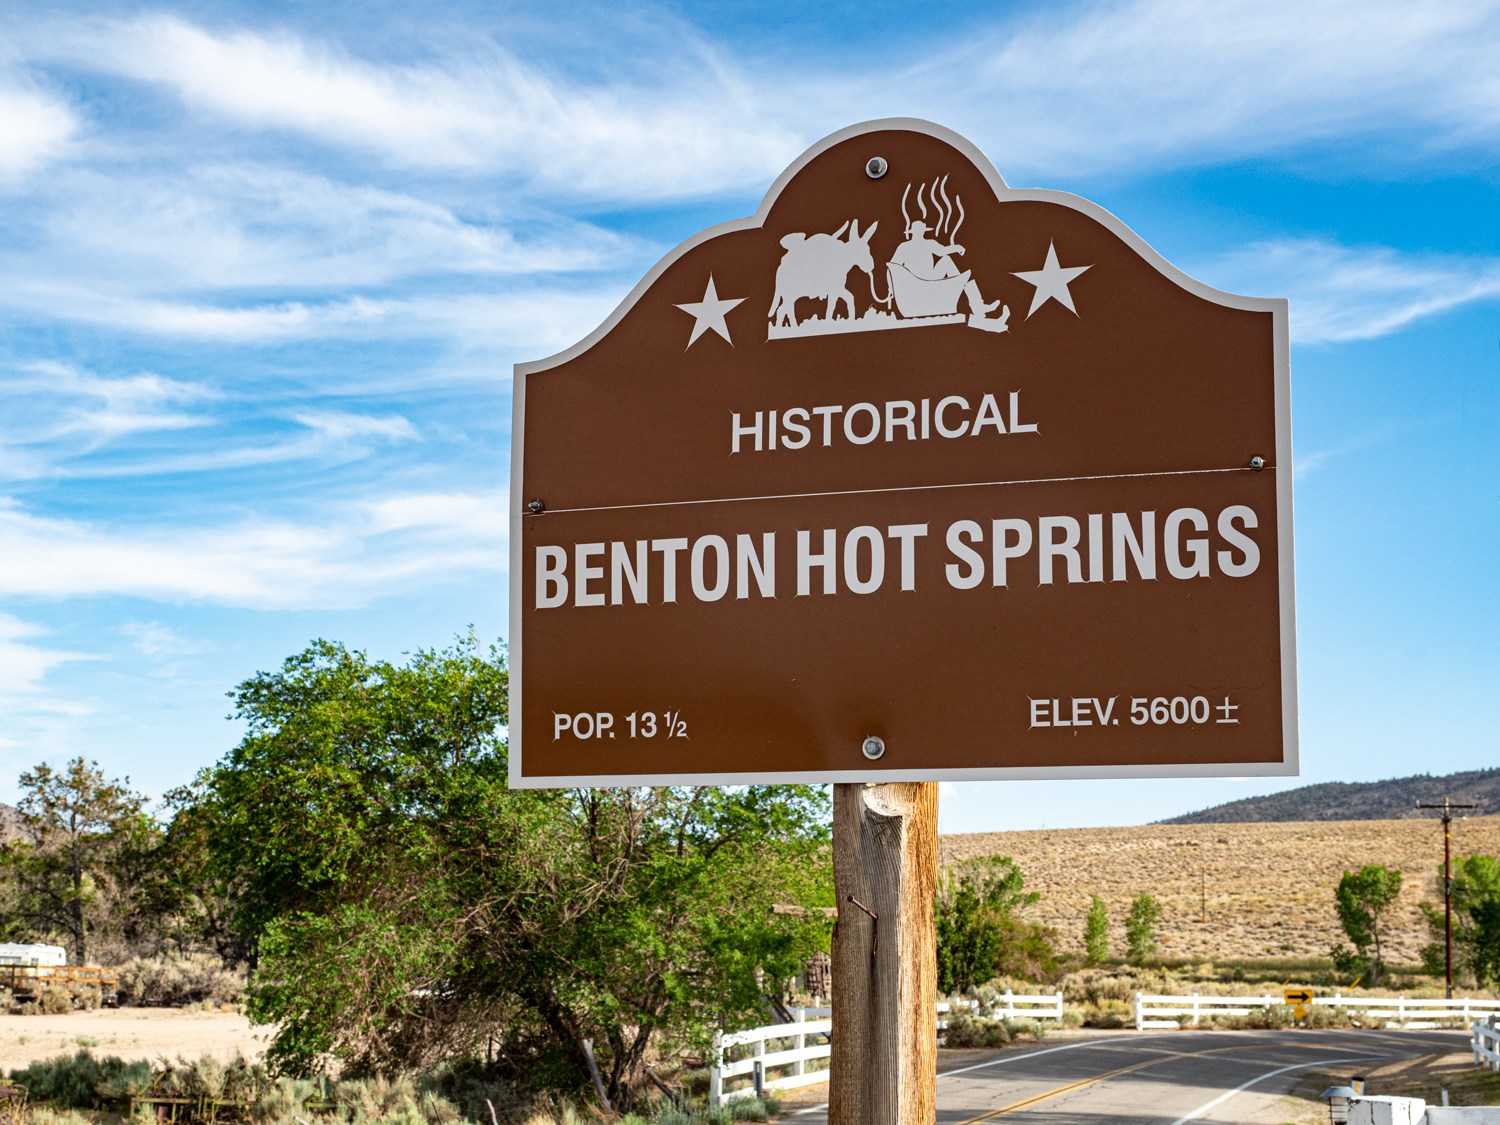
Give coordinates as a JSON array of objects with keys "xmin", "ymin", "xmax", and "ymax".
[{"xmin": 787, "ymin": 1028, "xmax": 1467, "ymax": 1123}]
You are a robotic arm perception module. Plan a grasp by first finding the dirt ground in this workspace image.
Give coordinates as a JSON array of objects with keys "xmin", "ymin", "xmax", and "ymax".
[{"xmin": 0, "ymin": 1008, "xmax": 265, "ymax": 1070}]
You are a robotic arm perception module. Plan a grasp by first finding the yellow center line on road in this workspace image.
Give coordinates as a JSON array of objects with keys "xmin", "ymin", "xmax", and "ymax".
[
  {"xmin": 949, "ymin": 1053, "xmax": 1168, "ymax": 1125},
  {"xmin": 947, "ymin": 1042, "xmax": 1357, "ymax": 1125}
]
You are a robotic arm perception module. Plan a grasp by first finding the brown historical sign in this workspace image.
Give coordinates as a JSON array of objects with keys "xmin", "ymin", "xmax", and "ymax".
[{"xmin": 509, "ymin": 119, "xmax": 1296, "ymax": 788}]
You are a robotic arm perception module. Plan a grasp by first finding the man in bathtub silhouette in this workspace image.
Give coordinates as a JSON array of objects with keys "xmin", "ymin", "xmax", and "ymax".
[{"xmin": 889, "ymin": 220, "xmax": 1000, "ymax": 318}]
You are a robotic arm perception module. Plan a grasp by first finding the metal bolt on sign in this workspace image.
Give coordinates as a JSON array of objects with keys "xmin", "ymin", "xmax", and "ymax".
[
  {"xmin": 861, "ymin": 736, "xmax": 886, "ymax": 760},
  {"xmin": 865, "ymin": 155, "xmax": 888, "ymax": 179}
]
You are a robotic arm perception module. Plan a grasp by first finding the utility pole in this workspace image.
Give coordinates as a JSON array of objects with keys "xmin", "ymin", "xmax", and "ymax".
[{"xmin": 1415, "ymin": 796, "xmax": 1477, "ymax": 998}]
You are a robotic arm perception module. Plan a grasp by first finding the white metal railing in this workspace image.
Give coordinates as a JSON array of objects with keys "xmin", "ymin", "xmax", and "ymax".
[
  {"xmin": 710, "ymin": 1010, "xmax": 831, "ymax": 1106},
  {"xmin": 1474, "ymin": 1016, "xmax": 1500, "ymax": 1072},
  {"xmin": 1135, "ymin": 992, "xmax": 1500, "ymax": 1030}
]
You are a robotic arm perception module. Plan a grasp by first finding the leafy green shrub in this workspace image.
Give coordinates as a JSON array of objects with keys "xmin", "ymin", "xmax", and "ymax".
[{"xmin": 1060, "ymin": 1009, "xmax": 1083, "ymax": 1029}]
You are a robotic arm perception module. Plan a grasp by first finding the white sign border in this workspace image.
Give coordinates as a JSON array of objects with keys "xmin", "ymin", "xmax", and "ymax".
[{"xmin": 508, "ymin": 117, "xmax": 1296, "ymax": 790}]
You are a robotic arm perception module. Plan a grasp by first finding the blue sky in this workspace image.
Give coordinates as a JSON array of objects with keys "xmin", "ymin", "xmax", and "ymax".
[{"xmin": 0, "ymin": 0, "xmax": 1496, "ymax": 832}]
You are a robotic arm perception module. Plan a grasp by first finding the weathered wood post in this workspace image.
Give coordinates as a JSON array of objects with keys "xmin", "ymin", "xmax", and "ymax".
[{"xmin": 830, "ymin": 781, "xmax": 939, "ymax": 1125}]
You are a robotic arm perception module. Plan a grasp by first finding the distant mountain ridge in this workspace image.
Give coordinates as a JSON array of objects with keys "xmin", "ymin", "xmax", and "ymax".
[{"xmin": 1158, "ymin": 768, "xmax": 1500, "ymax": 825}]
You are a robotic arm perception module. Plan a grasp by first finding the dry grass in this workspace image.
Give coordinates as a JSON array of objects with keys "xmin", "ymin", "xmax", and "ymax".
[{"xmin": 941, "ymin": 815, "xmax": 1500, "ymax": 966}]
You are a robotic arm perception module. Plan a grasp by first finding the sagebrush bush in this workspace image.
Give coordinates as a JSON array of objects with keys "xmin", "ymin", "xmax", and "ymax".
[
  {"xmin": 1080, "ymin": 999, "xmax": 1130, "ymax": 1028},
  {"xmin": 26, "ymin": 1109, "xmax": 95, "ymax": 1125},
  {"xmin": 36, "ymin": 989, "xmax": 73, "ymax": 1015},
  {"xmin": 943, "ymin": 1012, "xmax": 1011, "ymax": 1048},
  {"xmin": 116, "ymin": 952, "xmax": 245, "ymax": 1007},
  {"xmin": 7, "ymin": 1051, "xmax": 152, "ymax": 1109}
]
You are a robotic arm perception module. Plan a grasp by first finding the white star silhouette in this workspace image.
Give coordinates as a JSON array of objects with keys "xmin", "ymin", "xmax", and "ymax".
[
  {"xmin": 676, "ymin": 275, "xmax": 745, "ymax": 348},
  {"xmin": 1012, "ymin": 242, "xmax": 1092, "ymax": 318}
]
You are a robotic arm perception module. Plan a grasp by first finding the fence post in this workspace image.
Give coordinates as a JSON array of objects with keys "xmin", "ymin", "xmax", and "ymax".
[
  {"xmin": 1003, "ymin": 989, "xmax": 1015, "ymax": 1019},
  {"xmin": 1398, "ymin": 996, "xmax": 1406, "ymax": 1028},
  {"xmin": 710, "ymin": 1031, "xmax": 724, "ymax": 1108},
  {"xmin": 1191, "ymin": 993, "xmax": 1200, "ymax": 1027},
  {"xmin": 1054, "ymin": 991, "xmax": 1063, "ymax": 1022},
  {"xmin": 1134, "ymin": 993, "xmax": 1143, "ymax": 1030},
  {"xmin": 793, "ymin": 1009, "xmax": 807, "ymax": 1079}
]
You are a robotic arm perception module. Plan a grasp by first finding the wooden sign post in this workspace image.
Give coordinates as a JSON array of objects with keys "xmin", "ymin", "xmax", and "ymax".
[
  {"xmin": 831, "ymin": 783, "xmax": 938, "ymax": 1124},
  {"xmin": 508, "ymin": 119, "xmax": 1294, "ymax": 1118}
]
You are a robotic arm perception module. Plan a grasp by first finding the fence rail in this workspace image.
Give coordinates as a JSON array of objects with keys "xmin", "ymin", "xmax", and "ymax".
[
  {"xmin": 0, "ymin": 964, "xmax": 119, "ymax": 1006},
  {"xmin": 939, "ymin": 991, "xmax": 1065, "ymax": 1024},
  {"xmin": 1135, "ymin": 992, "xmax": 1500, "ymax": 1030},
  {"xmin": 710, "ymin": 1011, "xmax": 831, "ymax": 1107},
  {"xmin": 709, "ymin": 994, "xmax": 1065, "ymax": 1106},
  {"xmin": 1475, "ymin": 1017, "xmax": 1500, "ymax": 1072}
]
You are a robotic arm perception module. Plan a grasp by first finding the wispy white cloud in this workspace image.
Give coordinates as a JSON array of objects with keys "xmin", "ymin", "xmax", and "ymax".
[
  {"xmin": 19, "ymin": 2, "xmax": 1500, "ymax": 208},
  {"xmin": 0, "ymin": 361, "xmax": 431, "ymax": 482},
  {"xmin": 13, "ymin": 361, "xmax": 217, "ymax": 442},
  {"xmin": 121, "ymin": 619, "xmax": 207, "ymax": 662},
  {"xmin": 0, "ymin": 361, "xmax": 216, "ymax": 480},
  {"xmin": 0, "ymin": 282, "xmax": 626, "ymax": 351},
  {"xmin": 65, "ymin": 410, "xmax": 421, "ymax": 479},
  {"xmin": 0, "ymin": 490, "xmax": 505, "ymax": 610},
  {"xmin": 1200, "ymin": 239, "xmax": 1500, "ymax": 343},
  {"xmin": 57, "ymin": 14, "xmax": 799, "ymax": 200},
  {"xmin": 0, "ymin": 613, "xmax": 84, "ymax": 700},
  {"xmin": 0, "ymin": 77, "xmax": 77, "ymax": 183},
  {"xmin": 30, "ymin": 164, "xmax": 639, "ymax": 291},
  {"xmin": 903, "ymin": 0, "xmax": 1500, "ymax": 180}
]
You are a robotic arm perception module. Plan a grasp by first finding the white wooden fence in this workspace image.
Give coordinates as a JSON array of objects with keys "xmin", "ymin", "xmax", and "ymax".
[
  {"xmin": 710, "ymin": 994, "xmax": 1065, "ymax": 1106},
  {"xmin": 710, "ymin": 1011, "xmax": 830, "ymax": 1107},
  {"xmin": 1135, "ymin": 992, "xmax": 1500, "ymax": 1030},
  {"xmin": 940, "ymin": 990, "xmax": 1065, "ymax": 1023},
  {"xmin": 1474, "ymin": 1016, "xmax": 1500, "ymax": 1072}
]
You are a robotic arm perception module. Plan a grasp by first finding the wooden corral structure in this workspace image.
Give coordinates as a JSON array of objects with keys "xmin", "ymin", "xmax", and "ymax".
[{"xmin": 0, "ymin": 963, "xmax": 118, "ymax": 1007}]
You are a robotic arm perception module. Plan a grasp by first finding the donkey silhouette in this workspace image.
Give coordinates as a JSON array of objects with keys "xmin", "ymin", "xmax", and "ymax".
[{"xmin": 768, "ymin": 219, "xmax": 878, "ymax": 328}]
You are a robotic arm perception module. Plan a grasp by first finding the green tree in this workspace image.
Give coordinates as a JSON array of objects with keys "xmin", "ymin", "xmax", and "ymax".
[
  {"xmin": 935, "ymin": 856, "xmax": 1052, "ymax": 993},
  {"xmin": 1334, "ymin": 864, "xmax": 1403, "ymax": 984},
  {"xmin": 1083, "ymin": 895, "xmax": 1110, "ymax": 966},
  {"xmin": 1419, "ymin": 855, "xmax": 1500, "ymax": 988},
  {"xmin": 1124, "ymin": 893, "xmax": 1161, "ymax": 966},
  {"xmin": 191, "ymin": 636, "xmax": 832, "ymax": 1112},
  {"xmin": 0, "ymin": 757, "xmax": 151, "ymax": 964}
]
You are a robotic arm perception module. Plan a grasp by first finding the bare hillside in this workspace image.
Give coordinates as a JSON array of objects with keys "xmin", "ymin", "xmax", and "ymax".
[{"xmin": 941, "ymin": 815, "xmax": 1500, "ymax": 965}]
